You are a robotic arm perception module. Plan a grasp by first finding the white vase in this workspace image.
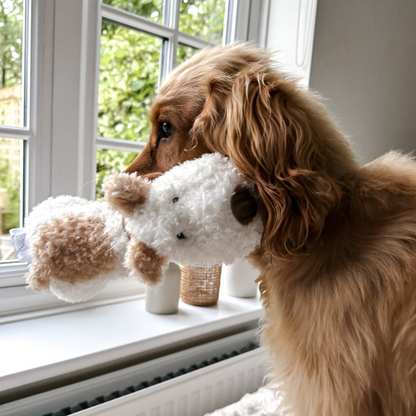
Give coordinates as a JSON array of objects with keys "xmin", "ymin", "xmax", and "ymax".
[
  {"xmin": 145, "ymin": 263, "xmax": 181, "ymax": 314},
  {"xmin": 221, "ymin": 259, "xmax": 259, "ymax": 298}
]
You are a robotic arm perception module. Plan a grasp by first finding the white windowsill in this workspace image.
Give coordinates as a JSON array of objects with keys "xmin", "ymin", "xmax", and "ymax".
[{"xmin": 0, "ymin": 293, "xmax": 263, "ymax": 397}]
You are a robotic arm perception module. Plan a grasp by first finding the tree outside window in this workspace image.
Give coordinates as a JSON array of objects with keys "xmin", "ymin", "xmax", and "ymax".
[
  {"xmin": 0, "ymin": 0, "xmax": 24, "ymax": 244},
  {"xmin": 96, "ymin": 0, "xmax": 226, "ymax": 200}
]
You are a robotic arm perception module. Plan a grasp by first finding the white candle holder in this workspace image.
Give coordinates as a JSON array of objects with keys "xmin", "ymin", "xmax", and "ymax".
[
  {"xmin": 221, "ymin": 259, "xmax": 259, "ymax": 298},
  {"xmin": 145, "ymin": 263, "xmax": 181, "ymax": 314}
]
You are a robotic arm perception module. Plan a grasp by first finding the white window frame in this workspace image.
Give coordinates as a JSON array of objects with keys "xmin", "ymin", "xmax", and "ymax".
[{"xmin": 0, "ymin": 0, "xmax": 270, "ymax": 320}]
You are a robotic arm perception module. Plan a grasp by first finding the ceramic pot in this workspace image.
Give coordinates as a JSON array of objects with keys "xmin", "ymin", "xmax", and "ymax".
[
  {"xmin": 221, "ymin": 259, "xmax": 259, "ymax": 298},
  {"xmin": 145, "ymin": 262, "xmax": 181, "ymax": 314}
]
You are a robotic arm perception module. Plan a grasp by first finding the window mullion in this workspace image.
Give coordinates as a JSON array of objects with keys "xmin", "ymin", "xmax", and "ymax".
[
  {"xmin": 258, "ymin": 0, "xmax": 271, "ymax": 47},
  {"xmin": 230, "ymin": 0, "xmax": 250, "ymax": 43},
  {"xmin": 78, "ymin": 0, "xmax": 102, "ymax": 201},
  {"xmin": 27, "ymin": 0, "xmax": 55, "ymax": 210},
  {"xmin": 49, "ymin": 0, "xmax": 101, "ymax": 201},
  {"xmin": 0, "ymin": 127, "xmax": 31, "ymax": 141},
  {"xmin": 101, "ymin": 4, "xmax": 174, "ymax": 39},
  {"xmin": 22, "ymin": 0, "xmax": 30, "ymax": 127},
  {"xmin": 96, "ymin": 137, "xmax": 146, "ymax": 153},
  {"xmin": 223, "ymin": 0, "xmax": 234, "ymax": 45},
  {"xmin": 177, "ymin": 32, "xmax": 215, "ymax": 50},
  {"xmin": 160, "ymin": 0, "xmax": 180, "ymax": 80},
  {"xmin": 231, "ymin": 0, "xmax": 271, "ymax": 46},
  {"xmin": 170, "ymin": 0, "xmax": 180, "ymax": 31}
]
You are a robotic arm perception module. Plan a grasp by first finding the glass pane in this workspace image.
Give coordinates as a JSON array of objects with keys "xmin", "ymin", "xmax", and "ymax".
[
  {"xmin": 98, "ymin": 22, "xmax": 162, "ymax": 143},
  {"xmin": 177, "ymin": 44, "xmax": 199, "ymax": 67},
  {"xmin": 0, "ymin": 0, "xmax": 25, "ymax": 127},
  {"xmin": 0, "ymin": 138, "xmax": 22, "ymax": 261},
  {"xmin": 96, "ymin": 149, "xmax": 139, "ymax": 200},
  {"xmin": 103, "ymin": 0, "xmax": 164, "ymax": 24},
  {"xmin": 179, "ymin": 0, "xmax": 226, "ymax": 45}
]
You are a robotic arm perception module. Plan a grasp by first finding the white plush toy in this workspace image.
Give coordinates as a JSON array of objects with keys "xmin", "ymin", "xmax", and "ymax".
[
  {"xmin": 24, "ymin": 153, "xmax": 263, "ymax": 302},
  {"xmin": 24, "ymin": 195, "xmax": 129, "ymax": 302},
  {"xmin": 103, "ymin": 153, "xmax": 263, "ymax": 284}
]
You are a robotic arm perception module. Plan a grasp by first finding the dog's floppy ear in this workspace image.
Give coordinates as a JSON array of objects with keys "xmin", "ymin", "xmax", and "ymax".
[
  {"xmin": 196, "ymin": 66, "xmax": 342, "ymax": 257},
  {"xmin": 103, "ymin": 173, "xmax": 152, "ymax": 217}
]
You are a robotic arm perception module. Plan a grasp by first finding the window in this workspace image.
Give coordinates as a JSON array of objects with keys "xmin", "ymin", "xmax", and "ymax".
[
  {"xmin": 179, "ymin": 0, "xmax": 226, "ymax": 44},
  {"xmin": 0, "ymin": 0, "xmax": 267, "ymax": 320},
  {"xmin": 96, "ymin": 0, "xmax": 225, "ymax": 200},
  {"xmin": 0, "ymin": 0, "xmax": 26, "ymax": 262}
]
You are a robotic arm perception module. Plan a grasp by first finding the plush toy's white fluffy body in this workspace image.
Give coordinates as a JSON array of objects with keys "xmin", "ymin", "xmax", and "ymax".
[
  {"xmin": 104, "ymin": 153, "xmax": 263, "ymax": 284},
  {"xmin": 25, "ymin": 196, "xmax": 129, "ymax": 302},
  {"xmin": 25, "ymin": 153, "xmax": 263, "ymax": 301},
  {"xmin": 126, "ymin": 153, "xmax": 262, "ymax": 265}
]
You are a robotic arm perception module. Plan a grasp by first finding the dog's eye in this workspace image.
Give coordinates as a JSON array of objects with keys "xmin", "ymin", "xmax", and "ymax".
[
  {"xmin": 173, "ymin": 197, "xmax": 179, "ymax": 204},
  {"xmin": 176, "ymin": 232, "xmax": 186, "ymax": 240},
  {"xmin": 159, "ymin": 122, "xmax": 174, "ymax": 141}
]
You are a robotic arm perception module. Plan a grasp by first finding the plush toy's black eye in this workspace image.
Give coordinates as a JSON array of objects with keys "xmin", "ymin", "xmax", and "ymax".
[
  {"xmin": 172, "ymin": 197, "xmax": 179, "ymax": 204},
  {"xmin": 176, "ymin": 232, "xmax": 186, "ymax": 240}
]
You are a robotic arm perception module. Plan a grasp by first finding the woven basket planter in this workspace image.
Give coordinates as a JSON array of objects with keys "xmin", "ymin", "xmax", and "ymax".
[{"xmin": 180, "ymin": 265, "xmax": 222, "ymax": 306}]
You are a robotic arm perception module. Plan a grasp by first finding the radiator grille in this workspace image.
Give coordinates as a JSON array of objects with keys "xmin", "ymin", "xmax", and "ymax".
[
  {"xmin": 73, "ymin": 347, "xmax": 267, "ymax": 416},
  {"xmin": 43, "ymin": 343, "xmax": 259, "ymax": 416}
]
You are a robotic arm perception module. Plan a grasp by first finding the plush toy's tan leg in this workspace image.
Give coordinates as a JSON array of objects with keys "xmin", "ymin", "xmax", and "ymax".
[
  {"xmin": 125, "ymin": 237, "xmax": 167, "ymax": 285},
  {"xmin": 27, "ymin": 216, "xmax": 118, "ymax": 291}
]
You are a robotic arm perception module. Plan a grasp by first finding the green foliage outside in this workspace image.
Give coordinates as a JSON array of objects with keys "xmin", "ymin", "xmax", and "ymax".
[
  {"xmin": 0, "ymin": 0, "xmax": 24, "ymax": 233},
  {"xmin": 98, "ymin": 22, "xmax": 161, "ymax": 143},
  {"xmin": 97, "ymin": 15, "xmax": 162, "ymax": 198},
  {"xmin": 0, "ymin": 150, "xmax": 20, "ymax": 233},
  {"xmin": 96, "ymin": 149, "xmax": 138, "ymax": 200},
  {"xmin": 0, "ymin": 0, "xmax": 23, "ymax": 89},
  {"xmin": 96, "ymin": 0, "xmax": 226, "ymax": 199},
  {"xmin": 179, "ymin": 0, "xmax": 226, "ymax": 44},
  {"xmin": 103, "ymin": 0, "xmax": 163, "ymax": 24},
  {"xmin": 177, "ymin": 44, "xmax": 198, "ymax": 67}
]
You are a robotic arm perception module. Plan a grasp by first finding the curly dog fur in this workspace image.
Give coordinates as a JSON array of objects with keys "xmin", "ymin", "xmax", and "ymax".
[{"xmin": 125, "ymin": 43, "xmax": 416, "ymax": 415}]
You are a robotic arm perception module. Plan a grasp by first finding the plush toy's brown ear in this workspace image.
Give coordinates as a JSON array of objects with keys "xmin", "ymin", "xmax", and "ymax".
[
  {"xmin": 125, "ymin": 237, "xmax": 167, "ymax": 285},
  {"xmin": 231, "ymin": 185, "xmax": 258, "ymax": 225},
  {"xmin": 103, "ymin": 173, "xmax": 152, "ymax": 217}
]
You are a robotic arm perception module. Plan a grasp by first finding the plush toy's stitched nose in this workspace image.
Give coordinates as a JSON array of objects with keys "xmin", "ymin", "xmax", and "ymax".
[{"xmin": 125, "ymin": 237, "xmax": 167, "ymax": 285}]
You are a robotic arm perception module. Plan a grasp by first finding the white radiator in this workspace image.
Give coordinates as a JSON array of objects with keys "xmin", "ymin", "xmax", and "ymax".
[
  {"xmin": 79, "ymin": 347, "xmax": 267, "ymax": 416},
  {"xmin": 1, "ymin": 330, "xmax": 269, "ymax": 416}
]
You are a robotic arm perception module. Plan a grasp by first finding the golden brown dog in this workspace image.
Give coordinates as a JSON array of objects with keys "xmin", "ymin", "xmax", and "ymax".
[{"xmin": 125, "ymin": 43, "xmax": 416, "ymax": 416}]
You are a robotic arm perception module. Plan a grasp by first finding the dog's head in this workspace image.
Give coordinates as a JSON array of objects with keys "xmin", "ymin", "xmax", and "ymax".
[{"xmin": 125, "ymin": 43, "xmax": 357, "ymax": 257}]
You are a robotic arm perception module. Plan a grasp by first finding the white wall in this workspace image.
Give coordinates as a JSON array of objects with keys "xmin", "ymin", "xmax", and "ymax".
[{"xmin": 309, "ymin": 0, "xmax": 416, "ymax": 165}]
